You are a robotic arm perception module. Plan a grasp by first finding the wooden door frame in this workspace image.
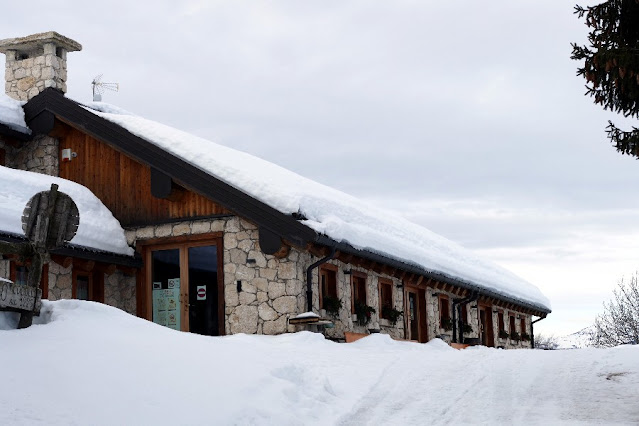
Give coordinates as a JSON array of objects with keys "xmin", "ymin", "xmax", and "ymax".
[
  {"xmin": 479, "ymin": 304, "xmax": 495, "ymax": 347},
  {"xmin": 137, "ymin": 233, "xmax": 225, "ymax": 335},
  {"xmin": 404, "ymin": 285, "xmax": 428, "ymax": 343}
]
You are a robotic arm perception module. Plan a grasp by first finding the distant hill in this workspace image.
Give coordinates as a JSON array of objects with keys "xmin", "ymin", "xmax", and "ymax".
[{"xmin": 556, "ymin": 326, "xmax": 594, "ymax": 349}]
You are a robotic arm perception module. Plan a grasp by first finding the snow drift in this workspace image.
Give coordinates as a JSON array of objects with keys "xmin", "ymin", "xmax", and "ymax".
[{"xmin": 1, "ymin": 301, "xmax": 637, "ymax": 425}]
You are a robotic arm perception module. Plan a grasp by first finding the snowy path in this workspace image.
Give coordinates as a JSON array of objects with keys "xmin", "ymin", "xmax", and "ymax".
[
  {"xmin": 1, "ymin": 301, "xmax": 638, "ymax": 425},
  {"xmin": 338, "ymin": 344, "xmax": 639, "ymax": 425}
]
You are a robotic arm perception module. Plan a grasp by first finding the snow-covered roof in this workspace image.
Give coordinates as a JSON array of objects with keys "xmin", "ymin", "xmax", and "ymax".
[
  {"xmin": 83, "ymin": 102, "xmax": 550, "ymax": 311},
  {"xmin": 0, "ymin": 165, "xmax": 133, "ymax": 256},
  {"xmin": 0, "ymin": 93, "xmax": 30, "ymax": 134}
]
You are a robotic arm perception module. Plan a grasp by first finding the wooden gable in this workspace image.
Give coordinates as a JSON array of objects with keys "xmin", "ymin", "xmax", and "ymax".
[{"xmin": 54, "ymin": 121, "xmax": 230, "ymax": 226}]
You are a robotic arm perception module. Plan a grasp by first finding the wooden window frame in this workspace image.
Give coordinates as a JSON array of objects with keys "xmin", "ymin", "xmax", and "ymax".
[
  {"xmin": 520, "ymin": 317, "xmax": 526, "ymax": 335},
  {"xmin": 138, "ymin": 233, "xmax": 225, "ymax": 335},
  {"xmin": 350, "ymin": 271, "xmax": 367, "ymax": 313},
  {"xmin": 318, "ymin": 263, "xmax": 338, "ymax": 310},
  {"xmin": 72, "ymin": 270, "xmax": 93, "ymax": 300},
  {"xmin": 509, "ymin": 314, "xmax": 516, "ymax": 335},
  {"xmin": 498, "ymin": 311, "xmax": 505, "ymax": 333},
  {"xmin": 439, "ymin": 294, "xmax": 450, "ymax": 327},
  {"xmin": 378, "ymin": 278, "xmax": 393, "ymax": 320},
  {"xmin": 461, "ymin": 303, "xmax": 469, "ymax": 324},
  {"xmin": 9, "ymin": 261, "xmax": 49, "ymax": 299}
]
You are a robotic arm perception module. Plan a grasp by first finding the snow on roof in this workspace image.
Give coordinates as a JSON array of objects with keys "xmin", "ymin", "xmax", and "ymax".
[
  {"xmin": 0, "ymin": 166, "xmax": 133, "ymax": 256},
  {"xmin": 83, "ymin": 102, "xmax": 550, "ymax": 311},
  {"xmin": 0, "ymin": 93, "xmax": 30, "ymax": 134}
]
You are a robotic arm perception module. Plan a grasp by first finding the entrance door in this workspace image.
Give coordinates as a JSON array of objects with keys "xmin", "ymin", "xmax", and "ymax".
[
  {"xmin": 405, "ymin": 287, "xmax": 428, "ymax": 342},
  {"xmin": 406, "ymin": 289, "xmax": 419, "ymax": 341},
  {"xmin": 188, "ymin": 245, "xmax": 219, "ymax": 335},
  {"xmin": 479, "ymin": 307, "xmax": 494, "ymax": 347},
  {"xmin": 146, "ymin": 239, "xmax": 223, "ymax": 336}
]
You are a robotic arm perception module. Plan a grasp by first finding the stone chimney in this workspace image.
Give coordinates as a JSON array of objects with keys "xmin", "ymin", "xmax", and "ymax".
[{"xmin": 0, "ymin": 31, "xmax": 81, "ymax": 101}]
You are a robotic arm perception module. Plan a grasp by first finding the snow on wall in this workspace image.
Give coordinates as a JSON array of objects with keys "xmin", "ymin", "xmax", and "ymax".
[
  {"xmin": 83, "ymin": 103, "xmax": 551, "ymax": 311},
  {"xmin": 0, "ymin": 165, "xmax": 133, "ymax": 256},
  {"xmin": 0, "ymin": 93, "xmax": 29, "ymax": 134}
]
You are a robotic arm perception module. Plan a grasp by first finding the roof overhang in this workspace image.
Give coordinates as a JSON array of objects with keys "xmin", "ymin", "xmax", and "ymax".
[{"xmin": 22, "ymin": 88, "xmax": 550, "ymax": 315}]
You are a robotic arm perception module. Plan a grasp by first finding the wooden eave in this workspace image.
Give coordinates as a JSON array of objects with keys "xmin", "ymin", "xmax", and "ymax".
[
  {"xmin": 0, "ymin": 231, "xmax": 142, "ymax": 269},
  {"xmin": 22, "ymin": 88, "xmax": 318, "ymax": 249},
  {"xmin": 0, "ymin": 122, "xmax": 32, "ymax": 144}
]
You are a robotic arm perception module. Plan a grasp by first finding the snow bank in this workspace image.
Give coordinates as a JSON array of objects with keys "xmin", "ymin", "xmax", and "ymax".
[
  {"xmin": 0, "ymin": 93, "xmax": 29, "ymax": 134},
  {"xmin": 0, "ymin": 166, "xmax": 133, "ymax": 255},
  {"xmin": 1, "ymin": 301, "xmax": 637, "ymax": 425},
  {"xmin": 83, "ymin": 103, "xmax": 550, "ymax": 311}
]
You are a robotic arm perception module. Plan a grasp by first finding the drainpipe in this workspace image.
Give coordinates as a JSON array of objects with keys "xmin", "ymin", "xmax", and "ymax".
[
  {"xmin": 305, "ymin": 246, "xmax": 336, "ymax": 312},
  {"xmin": 531, "ymin": 316, "xmax": 546, "ymax": 349},
  {"xmin": 452, "ymin": 292, "xmax": 479, "ymax": 343}
]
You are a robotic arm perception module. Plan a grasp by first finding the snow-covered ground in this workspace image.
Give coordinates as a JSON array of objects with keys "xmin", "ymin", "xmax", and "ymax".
[{"xmin": 1, "ymin": 302, "xmax": 637, "ymax": 425}]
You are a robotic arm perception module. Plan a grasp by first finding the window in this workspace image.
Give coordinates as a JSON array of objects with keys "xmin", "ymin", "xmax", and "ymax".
[
  {"xmin": 351, "ymin": 272, "xmax": 366, "ymax": 313},
  {"xmin": 74, "ymin": 274, "xmax": 91, "ymax": 300},
  {"xmin": 71, "ymin": 270, "xmax": 104, "ymax": 302},
  {"xmin": 9, "ymin": 261, "xmax": 48, "ymax": 298},
  {"xmin": 498, "ymin": 312, "xmax": 505, "ymax": 332},
  {"xmin": 319, "ymin": 264, "xmax": 338, "ymax": 309},
  {"xmin": 461, "ymin": 303, "xmax": 469, "ymax": 324},
  {"xmin": 439, "ymin": 295, "xmax": 451, "ymax": 329},
  {"xmin": 13, "ymin": 265, "xmax": 28, "ymax": 285},
  {"xmin": 520, "ymin": 317, "xmax": 526, "ymax": 335},
  {"xmin": 509, "ymin": 314, "xmax": 516, "ymax": 335},
  {"xmin": 378, "ymin": 279, "xmax": 393, "ymax": 319}
]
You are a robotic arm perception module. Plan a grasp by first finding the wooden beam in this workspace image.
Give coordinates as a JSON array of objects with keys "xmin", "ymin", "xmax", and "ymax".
[
  {"xmin": 117, "ymin": 266, "xmax": 137, "ymax": 276},
  {"xmin": 50, "ymin": 254, "xmax": 73, "ymax": 269},
  {"xmin": 73, "ymin": 259, "xmax": 95, "ymax": 272}
]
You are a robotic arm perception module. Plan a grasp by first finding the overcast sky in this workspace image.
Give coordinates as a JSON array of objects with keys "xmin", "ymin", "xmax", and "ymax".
[{"xmin": 3, "ymin": 1, "xmax": 638, "ymax": 336}]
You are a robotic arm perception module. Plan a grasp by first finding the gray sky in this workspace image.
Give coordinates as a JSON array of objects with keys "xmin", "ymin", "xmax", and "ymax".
[{"xmin": 3, "ymin": 0, "xmax": 638, "ymax": 335}]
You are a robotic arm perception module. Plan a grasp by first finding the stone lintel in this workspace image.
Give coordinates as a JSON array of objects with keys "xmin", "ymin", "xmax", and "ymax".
[{"xmin": 0, "ymin": 32, "xmax": 82, "ymax": 55}]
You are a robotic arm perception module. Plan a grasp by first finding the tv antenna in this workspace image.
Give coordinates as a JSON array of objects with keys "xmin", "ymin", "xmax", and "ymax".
[{"xmin": 91, "ymin": 74, "xmax": 119, "ymax": 102}]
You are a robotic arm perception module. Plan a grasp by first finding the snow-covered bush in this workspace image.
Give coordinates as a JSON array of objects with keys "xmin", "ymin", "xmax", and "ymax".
[{"xmin": 592, "ymin": 273, "xmax": 639, "ymax": 347}]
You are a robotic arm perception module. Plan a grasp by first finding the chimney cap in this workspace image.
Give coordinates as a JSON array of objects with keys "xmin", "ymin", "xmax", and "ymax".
[{"xmin": 0, "ymin": 31, "xmax": 82, "ymax": 54}]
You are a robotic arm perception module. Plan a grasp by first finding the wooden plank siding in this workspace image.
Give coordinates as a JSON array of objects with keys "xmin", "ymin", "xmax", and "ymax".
[{"xmin": 56, "ymin": 123, "xmax": 230, "ymax": 226}]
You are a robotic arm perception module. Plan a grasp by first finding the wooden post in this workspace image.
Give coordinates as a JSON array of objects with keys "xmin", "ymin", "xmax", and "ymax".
[{"xmin": 5, "ymin": 183, "xmax": 80, "ymax": 329}]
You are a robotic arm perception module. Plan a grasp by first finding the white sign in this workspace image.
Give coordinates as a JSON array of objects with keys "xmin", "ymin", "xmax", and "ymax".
[
  {"xmin": 196, "ymin": 285, "xmax": 206, "ymax": 301},
  {"xmin": 0, "ymin": 281, "xmax": 42, "ymax": 313}
]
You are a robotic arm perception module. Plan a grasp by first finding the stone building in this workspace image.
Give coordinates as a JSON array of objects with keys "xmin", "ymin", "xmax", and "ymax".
[{"xmin": 0, "ymin": 32, "xmax": 551, "ymax": 347}]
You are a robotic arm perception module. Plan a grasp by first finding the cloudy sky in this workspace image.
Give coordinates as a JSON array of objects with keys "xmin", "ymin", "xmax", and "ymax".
[{"xmin": 3, "ymin": 1, "xmax": 638, "ymax": 335}]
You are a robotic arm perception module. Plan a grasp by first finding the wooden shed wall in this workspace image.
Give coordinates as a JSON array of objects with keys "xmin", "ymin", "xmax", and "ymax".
[{"xmin": 57, "ymin": 123, "xmax": 230, "ymax": 226}]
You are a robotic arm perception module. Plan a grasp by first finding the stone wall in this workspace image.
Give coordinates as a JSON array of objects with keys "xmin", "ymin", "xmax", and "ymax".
[
  {"xmin": 127, "ymin": 216, "xmax": 406, "ymax": 339},
  {"xmin": 312, "ymin": 260, "xmax": 405, "ymax": 340},
  {"xmin": 47, "ymin": 260, "xmax": 72, "ymax": 300},
  {"xmin": 4, "ymin": 135, "xmax": 59, "ymax": 176},
  {"xmin": 104, "ymin": 271, "xmax": 136, "ymax": 315},
  {"xmin": 492, "ymin": 310, "xmax": 532, "ymax": 349},
  {"xmin": 4, "ymin": 43, "xmax": 68, "ymax": 101},
  {"xmin": 126, "ymin": 216, "xmax": 313, "ymax": 336},
  {"xmin": 0, "ymin": 259, "xmax": 9, "ymax": 280}
]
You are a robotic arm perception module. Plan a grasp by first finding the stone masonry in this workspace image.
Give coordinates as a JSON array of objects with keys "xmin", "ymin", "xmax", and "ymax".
[
  {"xmin": 127, "ymin": 216, "xmax": 313, "ymax": 336},
  {"xmin": 126, "ymin": 216, "xmax": 407, "ymax": 339},
  {"xmin": 4, "ymin": 135, "xmax": 59, "ymax": 176},
  {"xmin": 0, "ymin": 32, "xmax": 81, "ymax": 101}
]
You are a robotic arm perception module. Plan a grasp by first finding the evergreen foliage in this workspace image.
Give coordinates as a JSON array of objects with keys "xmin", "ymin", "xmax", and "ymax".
[{"xmin": 571, "ymin": 0, "xmax": 639, "ymax": 156}]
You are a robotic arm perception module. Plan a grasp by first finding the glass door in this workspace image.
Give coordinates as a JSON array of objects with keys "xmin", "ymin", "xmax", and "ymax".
[
  {"xmin": 188, "ymin": 245, "xmax": 218, "ymax": 336},
  {"xmin": 151, "ymin": 248, "xmax": 182, "ymax": 331},
  {"xmin": 147, "ymin": 240, "xmax": 222, "ymax": 336}
]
